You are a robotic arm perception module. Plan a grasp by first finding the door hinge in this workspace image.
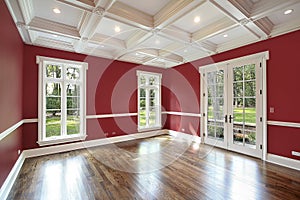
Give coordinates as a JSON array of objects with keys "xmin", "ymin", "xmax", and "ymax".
[
  {"xmin": 203, "ymin": 113, "xmax": 206, "ymax": 117},
  {"xmin": 260, "ymin": 117, "xmax": 263, "ymax": 122},
  {"xmin": 260, "ymin": 89, "xmax": 262, "ymax": 95},
  {"xmin": 203, "ymin": 133, "xmax": 206, "ymax": 136},
  {"xmin": 203, "ymin": 93, "xmax": 205, "ymax": 97},
  {"xmin": 260, "ymin": 63, "xmax": 262, "ymax": 68},
  {"xmin": 260, "ymin": 144, "xmax": 263, "ymax": 149}
]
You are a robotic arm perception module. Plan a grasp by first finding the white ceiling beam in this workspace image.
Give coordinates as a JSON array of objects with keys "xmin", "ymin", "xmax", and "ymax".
[
  {"xmin": 78, "ymin": 8, "xmax": 104, "ymax": 39},
  {"xmin": 28, "ymin": 17, "xmax": 80, "ymax": 39},
  {"xmin": 192, "ymin": 17, "xmax": 238, "ymax": 42},
  {"xmin": 210, "ymin": 0, "xmax": 266, "ymax": 38},
  {"xmin": 56, "ymin": 0, "xmax": 95, "ymax": 12},
  {"xmin": 107, "ymin": 2, "xmax": 153, "ymax": 29},
  {"xmin": 159, "ymin": 25, "xmax": 191, "ymax": 44},
  {"xmin": 125, "ymin": 30, "xmax": 152, "ymax": 49},
  {"xmin": 253, "ymin": 17, "xmax": 274, "ymax": 36},
  {"xmin": 17, "ymin": 0, "xmax": 34, "ymax": 24},
  {"xmin": 154, "ymin": 0, "xmax": 204, "ymax": 29},
  {"xmin": 90, "ymin": 33, "xmax": 125, "ymax": 49}
]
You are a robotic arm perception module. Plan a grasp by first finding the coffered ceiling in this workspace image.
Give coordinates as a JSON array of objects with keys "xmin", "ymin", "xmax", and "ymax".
[{"xmin": 5, "ymin": 0, "xmax": 300, "ymax": 68}]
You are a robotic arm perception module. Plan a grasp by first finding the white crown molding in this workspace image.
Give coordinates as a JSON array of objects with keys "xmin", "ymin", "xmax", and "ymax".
[
  {"xmin": 34, "ymin": 37, "xmax": 75, "ymax": 52},
  {"xmin": 17, "ymin": 0, "xmax": 34, "ymax": 24}
]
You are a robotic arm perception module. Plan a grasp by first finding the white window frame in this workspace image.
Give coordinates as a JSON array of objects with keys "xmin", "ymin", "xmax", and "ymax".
[
  {"xmin": 137, "ymin": 70, "xmax": 162, "ymax": 132},
  {"xmin": 37, "ymin": 56, "xmax": 88, "ymax": 146}
]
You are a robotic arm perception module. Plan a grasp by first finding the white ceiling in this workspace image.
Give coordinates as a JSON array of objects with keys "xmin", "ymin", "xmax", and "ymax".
[{"xmin": 5, "ymin": 0, "xmax": 300, "ymax": 68}]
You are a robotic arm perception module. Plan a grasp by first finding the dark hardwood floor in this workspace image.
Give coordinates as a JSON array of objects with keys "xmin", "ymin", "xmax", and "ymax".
[{"xmin": 7, "ymin": 134, "xmax": 300, "ymax": 200}]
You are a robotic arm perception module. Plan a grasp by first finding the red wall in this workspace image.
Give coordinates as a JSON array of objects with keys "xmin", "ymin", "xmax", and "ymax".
[
  {"xmin": 165, "ymin": 30, "xmax": 300, "ymax": 160},
  {"xmin": 0, "ymin": 1, "xmax": 24, "ymax": 188},
  {"xmin": 22, "ymin": 45, "xmax": 166, "ymax": 149}
]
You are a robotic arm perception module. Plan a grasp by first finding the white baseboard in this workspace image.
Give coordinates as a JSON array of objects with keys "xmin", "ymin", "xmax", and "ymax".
[
  {"xmin": 24, "ymin": 129, "xmax": 169, "ymax": 158},
  {"xmin": 266, "ymin": 153, "xmax": 300, "ymax": 171},
  {"xmin": 0, "ymin": 152, "xmax": 25, "ymax": 200}
]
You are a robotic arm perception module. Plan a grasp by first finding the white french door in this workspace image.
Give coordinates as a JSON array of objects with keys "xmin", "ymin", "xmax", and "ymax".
[{"xmin": 200, "ymin": 54, "xmax": 267, "ymax": 158}]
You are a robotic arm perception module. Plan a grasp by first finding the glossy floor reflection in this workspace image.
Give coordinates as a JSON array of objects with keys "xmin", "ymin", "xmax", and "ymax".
[{"xmin": 8, "ymin": 134, "xmax": 300, "ymax": 200}]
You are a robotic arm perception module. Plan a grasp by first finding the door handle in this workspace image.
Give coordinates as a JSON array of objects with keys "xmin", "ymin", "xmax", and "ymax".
[
  {"xmin": 229, "ymin": 115, "xmax": 233, "ymax": 123},
  {"xmin": 224, "ymin": 115, "xmax": 228, "ymax": 123}
]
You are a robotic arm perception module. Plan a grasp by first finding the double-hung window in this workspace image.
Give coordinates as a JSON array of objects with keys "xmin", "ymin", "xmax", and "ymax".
[
  {"xmin": 37, "ymin": 56, "xmax": 87, "ymax": 146},
  {"xmin": 137, "ymin": 71, "xmax": 162, "ymax": 131}
]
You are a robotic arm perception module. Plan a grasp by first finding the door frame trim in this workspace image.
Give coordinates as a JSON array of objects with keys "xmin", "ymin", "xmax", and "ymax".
[{"xmin": 199, "ymin": 51, "xmax": 269, "ymax": 160}]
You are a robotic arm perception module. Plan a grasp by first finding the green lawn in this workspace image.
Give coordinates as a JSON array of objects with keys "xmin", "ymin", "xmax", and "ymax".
[
  {"xmin": 208, "ymin": 107, "xmax": 256, "ymax": 124},
  {"xmin": 46, "ymin": 116, "xmax": 80, "ymax": 137}
]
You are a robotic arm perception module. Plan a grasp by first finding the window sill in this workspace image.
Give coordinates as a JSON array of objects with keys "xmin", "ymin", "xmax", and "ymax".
[
  {"xmin": 37, "ymin": 135, "xmax": 87, "ymax": 146},
  {"xmin": 138, "ymin": 126, "xmax": 162, "ymax": 132}
]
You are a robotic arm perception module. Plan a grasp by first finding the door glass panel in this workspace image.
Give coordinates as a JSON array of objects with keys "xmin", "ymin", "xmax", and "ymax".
[
  {"xmin": 232, "ymin": 65, "xmax": 256, "ymax": 148},
  {"xmin": 67, "ymin": 84, "xmax": 80, "ymax": 135},
  {"xmin": 45, "ymin": 82, "xmax": 61, "ymax": 138},
  {"xmin": 207, "ymin": 70, "xmax": 224, "ymax": 141}
]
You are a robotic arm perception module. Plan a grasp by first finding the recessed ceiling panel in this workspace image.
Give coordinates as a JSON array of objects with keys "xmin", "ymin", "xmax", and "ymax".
[
  {"xmin": 96, "ymin": 17, "xmax": 139, "ymax": 40},
  {"xmin": 141, "ymin": 35, "xmax": 173, "ymax": 49},
  {"xmin": 267, "ymin": 2, "xmax": 300, "ymax": 25},
  {"xmin": 118, "ymin": 0, "xmax": 172, "ymax": 15},
  {"xmin": 32, "ymin": 0, "xmax": 83, "ymax": 27},
  {"xmin": 172, "ymin": 1, "xmax": 226, "ymax": 33},
  {"xmin": 206, "ymin": 26, "xmax": 252, "ymax": 45}
]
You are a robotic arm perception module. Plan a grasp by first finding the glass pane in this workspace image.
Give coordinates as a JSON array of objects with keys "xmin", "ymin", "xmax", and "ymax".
[
  {"xmin": 150, "ymin": 89, "xmax": 156, "ymax": 98},
  {"xmin": 245, "ymin": 131, "xmax": 256, "ymax": 147},
  {"xmin": 66, "ymin": 67, "xmax": 80, "ymax": 80},
  {"xmin": 66, "ymin": 84, "xmax": 80, "ymax": 97},
  {"xmin": 244, "ymin": 64, "xmax": 256, "ymax": 80},
  {"xmin": 140, "ymin": 76, "xmax": 146, "ymax": 85},
  {"xmin": 245, "ymin": 81, "xmax": 256, "ymax": 97},
  {"xmin": 233, "ymin": 82, "xmax": 243, "ymax": 97},
  {"xmin": 46, "ymin": 83, "xmax": 61, "ymax": 111},
  {"xmin": 46, "ymin": 112, "xmax": 61, "ymax": 138},
  {"xmin": 67, "ymin": 111, "xmax": 80, "ymax": 135},
  {"xmin": 149, "ymin": 107, "xmax": 156, "ymax": 126},
  {"xmin": 67, "ymin": 97, "xmax": 80, "ymax": 109},
  {"xmin": 139, "ymin": 108, "xmax": 146, "ymax": 126},
  {"xmin": 46, "ymin": 83, "xmax": 61, "ymax": 96},
  {"xmin": 207, "ymin": 123, "xmax": 215, "ymax": 138},
  {"xmin": 233, "ymin": 127, "xmax": 244, "ymax": 145},
  {"xmin": 216, "ymin": 126, "xmax": 224, "ymax": 139},
  {"xmin": 149, "ymin": 76, "xmax": 157, "ymax": 85},
  {"xmin": 139, "ymin": 88, "xmax": 146, "ymax": 97},
  {"xmin": 233, "ymin": 66, "xmax": 243, "ymax": 81},
  {"xmin": 46, "ymin": 64, "xmax": 61, "ymax": 79},
  {"xmin": 139, "ymin": 98, "xmax": 145, "ymax": 108}
]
